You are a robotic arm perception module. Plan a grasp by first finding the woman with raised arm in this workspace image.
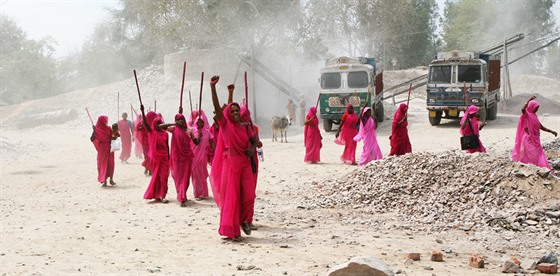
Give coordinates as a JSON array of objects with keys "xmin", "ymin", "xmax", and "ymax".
[
  {"xmin": 512, "ymin": 96, "xmax": 557, "ymax": 171},
  {"xmin": 209, "ymin": 75, "xmax": 257, "ymax": 242},
  {"xmin": 353, "ymin": 107, "xmax": 382, "ymax": 166},
  {"xmin": 389, "ymin": 103, "xmax": 413, "ymax": 156},
  {"xmin": 90, "ymin": 115, "xmax": 117, "ymax": 187},
  {"xmin": 168, "ymin": 113, "xmax": 201, "ymax": 207},
  {"xmin": 335, "ymin": 104, "xmax": 358, "ymax": 164},
  {"xmin": 304, "ymin": 106, "xmax": 322, "ymax": 163},
  {"xmin": 140, "ymin": 105, "xmax": 172, "ymax": 203},
  {"xmin": 459, "ymin": 105, "xmax": 486, "ymax": 153}
]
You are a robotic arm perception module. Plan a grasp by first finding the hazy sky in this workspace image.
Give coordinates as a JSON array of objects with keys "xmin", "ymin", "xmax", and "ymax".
[
  {"xmin": 1, "ymin": 0, "xmax": 121, "ymax": 58},
  {"xmin": 1, "ymin": 0, "xmax": 559, "ymax": 58}
]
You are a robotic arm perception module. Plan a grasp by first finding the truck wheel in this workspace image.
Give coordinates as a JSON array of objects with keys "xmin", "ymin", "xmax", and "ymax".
[
  {"xmin": 487, "ymin": 102, "xmax": 498, "ymax": 120},
  {"xmin": 323, "ymin": 119, "xmax": 333, "ymax": 132},
  {"xmin": 375, "ymin": 102, "xmax": 384, "ymax": 123},
  {"xmin": 429, "ymin": 111, "xmax": 442, "ymax": 126}
]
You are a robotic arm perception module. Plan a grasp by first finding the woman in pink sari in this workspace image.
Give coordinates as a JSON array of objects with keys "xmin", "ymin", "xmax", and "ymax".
[
  {"xmin": 209, "ymin": 75, "xmax": 257, "ymax": 241},
  {"xmin": 512, "ymin": 96, "xmax": 557, "ymax": 171},
  {"xmin": 136, "ymin": 112, "xmax": 157, "ymax": 176},
  {"xmin": 117, "ymin": 112, "xmax": 133, "ymax": 163},
  {"xmin": 191, "ymin": 116, "xmax": 214, "ymax": 200},
  {"xmin": 353, "ymin": 107, "xmax": 382, "ymax": 166},
  {"xmin": 90, "ymin": 115, "xmax": 116, "ymax": 187},
  {"xmin": 304, "ymin": 107, "xmax": 322, "ymax": 163},
  {"xmin": 168, "ymin": 113, "xmax": 201, "ymax": 207},
  {"xmin": 140, "ymin": 106, "xmax": 171, "ymax": 203},
  {"xmin": 459, "ymin": 105, "xmax": 486, "ymax": 153},
  {"xmin": 335, "ymin": 104, "xmax": 358, "ymax": 164},
  {"xmin": 133, "ymin": 114, "xmax": 144, "ymax": 158},
  {"xmin": 389, "ymin": 103, "xmax": 412, "ymax": 156}
]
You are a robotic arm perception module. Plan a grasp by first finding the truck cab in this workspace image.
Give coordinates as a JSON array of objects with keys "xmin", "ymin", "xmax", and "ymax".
[
  {"xmin": 318, "ymin": 56, "xmax": 384, "ymax": 131},
  {"xmin": 426, "ymin": 51, "xmax": 500, "ymax": 125}
]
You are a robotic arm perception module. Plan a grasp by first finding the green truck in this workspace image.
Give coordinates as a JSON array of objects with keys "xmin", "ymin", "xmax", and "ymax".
[{"xmin": 318, "ymin": 56, "xmax": 384, "ymax": 131}]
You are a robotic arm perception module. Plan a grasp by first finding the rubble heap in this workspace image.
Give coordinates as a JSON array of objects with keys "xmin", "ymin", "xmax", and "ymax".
[{"xmin": 304, "ymin": 150, "xmax": 560, "ymax": 233}]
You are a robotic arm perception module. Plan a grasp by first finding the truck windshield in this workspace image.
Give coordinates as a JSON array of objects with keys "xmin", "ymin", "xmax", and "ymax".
[
  {"xmin": 458, "ymin": 65, "xmax": 482, "ymax": 83},
  {"xmin": 429, "ymin": 66, "xmax": 451, "ymax": 83},
  {"xmin": 347, "ymin": 71, "xmax": 368, "ymax": 88},
  {"xmin": 321, "ymin": 73, "xmax": 341, "ymax": 89}
]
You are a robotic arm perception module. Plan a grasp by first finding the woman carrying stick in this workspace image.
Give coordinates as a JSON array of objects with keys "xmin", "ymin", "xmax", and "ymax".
[
  {"xmin": 512, "ymin": 96, "xmax": 557, "ymax": 171},
  {"xmin": 209, "ymin": 75, "xmax": 257, "ymax": 242},
  {"xmin": 389, "ymin": 104, "xmax": 412, "ymax": 156},
  {"xmin": 90, "ymin": 115, "xmax": 117, "ymax": 187}
]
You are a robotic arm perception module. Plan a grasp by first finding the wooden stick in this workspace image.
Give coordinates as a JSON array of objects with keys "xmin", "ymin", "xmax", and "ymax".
[
  {"xmin": 189, "ymin": 90, "xmax": 193, "ymax": 121},
  {"xmin": 315, "ymin": 93, "xmax": 320, "ymax": 109},
  {"xmin": 198, "ymin": 72, "xmax": 204, "ymax": 115},
  {"xmin": 133, "ymin": 70, "xmax": 143, "ymax": 106},
  {"xmin": 85, "ymin": 107, "xmax": 94, "ymax": 125},
  {"xmin": 244, "ymin": 71, "xmax": 249, "ymax": 108},
  {"xmin": 131, "ymin": 104, "xmax": 138, "ymax": 117},
  {"xmin": 154, "ymin": 100, "xmax": 157, "ymax": 112},
  {"xmin": 179, "ymin": 61, "xmax": 186, "ymax": 112},
  {"xmin": 406, "ymin": 83, "xmax": 412, "ymax": 107}
]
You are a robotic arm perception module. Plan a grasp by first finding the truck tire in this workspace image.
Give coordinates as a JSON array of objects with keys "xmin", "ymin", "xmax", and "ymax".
[
  {"xmin": 429, "ymin": 111, "xmax": 442, "ymax": 126},
  {"xmin": 487, "ymin": 102, "xmax": 498, "ymax": 120},
  {"xmin": 375, "ymin": 102, "xmax": 384, "ymax": 123},
  {"xmin": 323, "ymin": 119, "xmax": 333, "ymax": 132}
]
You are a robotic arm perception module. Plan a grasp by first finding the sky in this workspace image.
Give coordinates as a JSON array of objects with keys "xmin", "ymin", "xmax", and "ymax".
[
  {"xmin": 0, "ymin": 0, "xmax": 121, "ymax": 58},
  {"xmin": 1, "ymin": 0, "xmax": 559, "ymax": 58}
]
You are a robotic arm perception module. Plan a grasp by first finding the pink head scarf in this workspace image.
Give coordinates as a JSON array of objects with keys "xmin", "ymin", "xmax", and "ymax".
[
  {"xmin": 512, "ymin": 100, "xmax": 542, "ymax": 160},
  {"xmin": 393, "ymin": 104, "xmax": 408, "ymax": 127},
  {"xmin": 222, "ymin": 102, "xmax": 251, "ymax": 156},
  {"xmin": 95, "ymin": 116, "xmax": 112, "ymax": 142},
  {"xmin": 460, "ymin": 105, "xmax": 478, "ymax": 125},
  {"xmin": 149, "ymin": 117, "xmax": 169, "ymax": 162}
]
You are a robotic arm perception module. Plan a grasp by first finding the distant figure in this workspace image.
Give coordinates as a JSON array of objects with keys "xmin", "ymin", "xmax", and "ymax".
[
  {"xmin": 335, "ymin": 104, "xmax": 358, "ymax": 164},
  {"xmin": 140, "ymin": 106, "xmax": 170, "ymax": 203},
  {"xmin": 304, "ymin": 107, "xmax": 322, "ymax": 163},
  {"xmin": 299, "ymin": 95, "xmax": 307, "ymax": 126},
  {"xmin": 353, "ymin": 107, "xmax": 382, "ymax": 166},
  {"xmin": 90, "ymin": 115, "xmax": 117, "ymax": 187},
  {"xmin": 459, "ymin": 105, "xmax": 486, "ymax": 154},
  {"xmin": 287, "ymin": 99, "xmax": 296, "ymax": 124},
  {"xmin": 391, "ymin": 58, "xmax": 399, "ymax": 70},
  {"xmin": 133, "ymin": 114, "xmax": 143, "ymax": 158},
  {"xmin": 512, "ymin": 96, "xmax": 557, "ymax": 171},
  {"xmin": 117, "ymin": 112, "xmax": 133, "ymax": 163},
  {"xmin": 389, "ymin": 104, "xmax": 412, "ymax": 156}
]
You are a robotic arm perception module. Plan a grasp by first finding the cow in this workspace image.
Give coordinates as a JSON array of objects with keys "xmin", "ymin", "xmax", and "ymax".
[{"xmin": 271, "ymin": 115, "xmax": 291, "ymax": 143}]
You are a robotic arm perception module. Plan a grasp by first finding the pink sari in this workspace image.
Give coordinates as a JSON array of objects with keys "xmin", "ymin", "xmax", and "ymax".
[
  {"xmin": 459, "ymin": 105, "xmax": 486, "ymax": 153},
  {"xmin": 191, "ymin": 117, "xmax": 213, "ymax": 199},
  {"xmin": 304, "ymin": 107, "xmax": 322, "ymax": 163},
  {"xmin": 133, "ymin": 115, "xmax": 143, "ymax": 158},
  {"xmin": 512, "ymin": 101, "xmax": 552, "ymax": 170},
  {"xmin": 389, "ymin": 104, "xmax": 413, "ymax": 156},
  {"xmin": 143, "ymin": 117, "xmax": 170, "ymax": 200},
  {"xmin": 93, "ymin": 116, "xmax": 114, "ymax": 183},
  {"xmin": 353, "ymin": 107, "xmax": 382, "ymax": 166},
  {"xmin": 170, "ymin": 114, "xmax": 194, "ymax": 203},
  {"xmin": 215, "ymin": 103, "xmax": 256, "ymax": 239},
  {"xmin": 338, "ymin": 104, "xmax": 358, "ymax": 164},
  {"xmin": 117, "ymin": 119, "xmax": 133, "ymax": 161}
]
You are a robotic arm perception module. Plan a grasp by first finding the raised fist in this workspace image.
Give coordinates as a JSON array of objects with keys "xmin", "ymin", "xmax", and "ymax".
[{"xmin": 210, "ymin": 76, "xmax": 220, "ymax": 86}]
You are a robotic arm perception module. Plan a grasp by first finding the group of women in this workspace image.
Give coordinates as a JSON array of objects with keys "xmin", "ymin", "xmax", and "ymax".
[{"xmin": 303, "ymin": 96, "xmax": 557, "ymax": 172}]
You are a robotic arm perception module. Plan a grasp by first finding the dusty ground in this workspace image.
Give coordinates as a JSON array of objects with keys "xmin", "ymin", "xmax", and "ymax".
[{"xmin": 1, "ymin": 71, "xmax": 559, "ymax": 275}]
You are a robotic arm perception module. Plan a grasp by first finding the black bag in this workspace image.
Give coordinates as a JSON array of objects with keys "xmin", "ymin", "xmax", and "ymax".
[{"xmin": 460, "ymin": 118, "xmax": 480, "ymax": 150}]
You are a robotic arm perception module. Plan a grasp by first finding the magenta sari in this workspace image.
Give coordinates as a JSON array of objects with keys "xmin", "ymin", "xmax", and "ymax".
[
  {"xmin": 191, "ymin": 117, "xmax": 213, "ymax": 199},
  {"xmin": 338, "ymin": 105, "xmax": 358, "ymax": 164},
  {"xmin": 133, "ymin": 115, "xmax": 143, "ymax": 158},
  {"xmin": 93, "ymin": 116, "xmax": 114, "ymax": 183},
  {"xmin": 117, "ymin": 119, "xmax": 133, "ymax": 162},
  {"xmin": 512, "ymin": 101, "xmax": 552, "ymax": 170},
  {"xmin": 215, "ymin": 103, "xmax": 256, "ymax": 239},
  {"xmin": 304, "ymin": 107, "xmax": 322, "ymax": 163},
  {"xmin": 170, "ymin": 114, "xmax": 194, "ymax": 203},
  {"xmin": 389, "ymin": 104, "xmax": 412, "ymax": 156},
  {"xmin": 353, "ymin": 107, "xmax": 382, "ymax": 166},
  {"xmin": 143, "ymin": 117, "xmax": 170, "ymax": 200},
  {"xmin": 459, "ymin": 105, "xmax": 486, "ymax": 153}
]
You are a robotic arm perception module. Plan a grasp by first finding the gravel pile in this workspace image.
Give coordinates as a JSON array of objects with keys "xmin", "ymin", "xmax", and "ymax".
[{"xmin": 303, "ymin": 150, "xmax": 560, "ymax": 234}]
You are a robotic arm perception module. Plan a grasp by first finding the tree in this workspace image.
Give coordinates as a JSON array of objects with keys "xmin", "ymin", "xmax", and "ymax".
[{"xmin": 0, "ymin": 15, "xmax": 61, "ymax": 104}]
